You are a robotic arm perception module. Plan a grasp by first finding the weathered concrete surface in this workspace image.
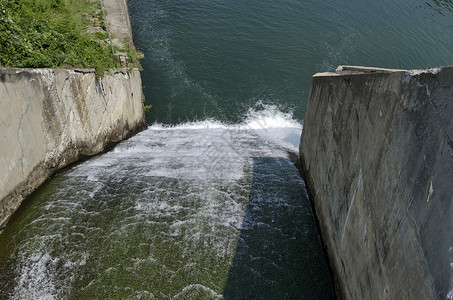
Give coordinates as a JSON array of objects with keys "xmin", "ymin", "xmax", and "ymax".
[
  {"xmin": 102, "ymin": 0, "xmax": 134, "ymax": 51},
  {"xmin": 0, "ymin": 68, "xmax": 145, "ymax": 229},
  {"xmin": 298, "ymin": 65, "xmax": 453, "ymax": 299}
]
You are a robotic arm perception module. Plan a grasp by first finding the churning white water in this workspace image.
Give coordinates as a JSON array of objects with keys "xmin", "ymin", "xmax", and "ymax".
[{"xmin": 0, "ymin": 106, "xmax": 334, "ymax": 299}]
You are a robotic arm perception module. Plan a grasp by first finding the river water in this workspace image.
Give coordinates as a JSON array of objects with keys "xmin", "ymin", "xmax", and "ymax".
[{"xmin": 1, "ymin": 0, "xmax": 453, "ymax": 299}]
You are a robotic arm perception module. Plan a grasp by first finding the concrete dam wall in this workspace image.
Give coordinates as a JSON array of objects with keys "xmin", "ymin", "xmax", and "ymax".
[
  {"xmin": 0, "ymin": 68, "xmax": 145, "ymax": 229},
  {"xmin": 298, "ymin": 66, "xmax": 453, "ymax": 299}
]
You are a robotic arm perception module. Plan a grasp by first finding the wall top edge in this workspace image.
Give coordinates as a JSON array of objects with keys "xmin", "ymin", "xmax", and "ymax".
[
  {"xmin": 0, "ymin": 68, "xmax": 140, "ymax": 74},
  {"xmin": 313, "ymin": 65, "xmax": 448, "ymax": 78}
]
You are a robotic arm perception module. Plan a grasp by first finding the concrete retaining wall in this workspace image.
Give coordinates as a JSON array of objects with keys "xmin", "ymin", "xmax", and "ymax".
[
  {"xmin": 298, "ymin": 66, "xmax": 453, "ymax": 299},
  {"xmin": 0, "ymin": 68, "xmax": 145, "ymax": 229}
]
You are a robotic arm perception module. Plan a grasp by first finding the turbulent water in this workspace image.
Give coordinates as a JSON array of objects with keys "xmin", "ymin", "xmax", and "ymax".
[
  {"xmin": 2, "ymin": 0, "xmax": 453, "ymax": 298},
  {"xmin": 0, "ymin": 108, "xmax": 334, "ymax": 298}
]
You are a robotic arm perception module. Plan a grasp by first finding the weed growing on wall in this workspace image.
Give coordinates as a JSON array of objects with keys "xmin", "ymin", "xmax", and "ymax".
[{"xmin": 0, "ymin": 0, "xmax": 119, "ymax": 73}]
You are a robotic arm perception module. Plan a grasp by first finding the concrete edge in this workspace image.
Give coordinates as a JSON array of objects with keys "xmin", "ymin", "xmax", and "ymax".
[
  {"xmin": 0, "ymin": 68, "xmax": 140, "ymax": 73},
  {"xmin": 313, "ymin": 65, "xmax": 445, "ymax": 77},
  {"xmin": 122, "ymin": 0, "xmax": 134, "ymax": 45}
]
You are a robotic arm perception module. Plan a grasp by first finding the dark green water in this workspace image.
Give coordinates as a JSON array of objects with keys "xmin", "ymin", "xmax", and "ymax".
[
  {"xmin": 1, "ymin": 0, "xmax": 453, "ymax": 299},
  {"xmin": 129, "ymin": 0, "xmax": 453, "ymax": 125}
]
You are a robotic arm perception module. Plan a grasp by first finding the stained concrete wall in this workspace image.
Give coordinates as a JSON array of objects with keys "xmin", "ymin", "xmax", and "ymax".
[
  {"xmin": 298, "ymin": 66, "xmax": 453, "ymax": 299},
  {"xmin": 0, "ymin": 68, "xmax": 145, "ymax": 229}
]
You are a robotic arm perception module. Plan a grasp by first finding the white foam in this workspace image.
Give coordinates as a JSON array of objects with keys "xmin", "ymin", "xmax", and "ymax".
[
  {"xmin": 148, "ymin": 104, "xmax": 300, "ymax": 131},
  {"xmin": 144, "ymin": 104, "xmax": 302, "ymax": 153},
  {"xmin": 173, "ymin": 284, "xmax": 222, "ymax": 299},
  {"xmin": 240, "ymin": 104, "xmax": 301, "ymax": 130},
  {"xmin": 13, "ymin": 253, "xmax": 59, "ymax": 300},
  {"xmin": 148, "ymin": 119, "xmax": 229, "ymax": 130}
]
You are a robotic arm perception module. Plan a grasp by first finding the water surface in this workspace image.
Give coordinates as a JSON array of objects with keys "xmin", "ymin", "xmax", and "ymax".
[
  {"xmin": 0, "ymin": 111, "xmax": 335, "ymax": 298},
  {"xmin": 129, "ymin": 0, "xmax": 453, "ymax": 124}
]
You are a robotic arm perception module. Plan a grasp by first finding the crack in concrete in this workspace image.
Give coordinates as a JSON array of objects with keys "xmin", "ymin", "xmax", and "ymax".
[
  {"xmin": 0, "ymin": 118, "xmax": 9, "ymax": 134},
  {"xmin": 442, "ymin": 130, "xmax": 453, "ymax": 152},
  {"xmin": 341, "ymin": 168, "xmax": 363, "ymax": 243},
  {"xmin": 425, "ymin": 85, "xmax": 453, "ymax": 153},
  {"xmin": 17, "ymin": 102, "xmax": 31, "ymax": 175}
]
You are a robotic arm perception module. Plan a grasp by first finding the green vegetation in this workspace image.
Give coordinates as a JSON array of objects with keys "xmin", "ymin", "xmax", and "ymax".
[
  {"xmin": 0, "ymin": 0, "xmax": 140, "ymax": 75},
  {"xmin": 125, "ymin": 42, "xmax": 144, "ymax": 68},
  {"xmin": 143, "ymin": 103, "xmax": 152, "ymax": 112}
]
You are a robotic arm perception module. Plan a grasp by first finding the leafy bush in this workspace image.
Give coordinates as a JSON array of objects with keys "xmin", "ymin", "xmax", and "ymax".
[{"xmin": 0, "ymin": 0, "xmax": 119, "ymax": 73}]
